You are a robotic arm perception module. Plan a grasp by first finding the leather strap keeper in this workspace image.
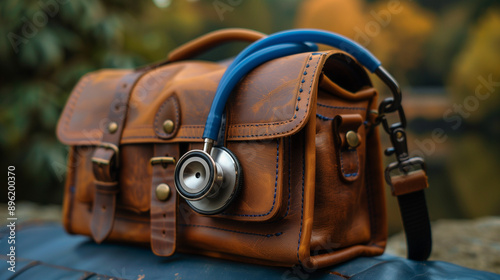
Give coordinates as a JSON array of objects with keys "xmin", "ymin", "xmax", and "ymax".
[
  {"xmin": 94, "ymin": 181, "xmax": 119, "ymax": 194},
  {"xmin": 390, "ymin": 169, "xmax": 429, "ymax": 196}
]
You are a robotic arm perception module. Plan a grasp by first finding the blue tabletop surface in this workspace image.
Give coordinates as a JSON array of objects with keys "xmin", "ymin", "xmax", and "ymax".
[{"xmin": 0, "ymin": 223, "xmax": 498, "ymax": 280}]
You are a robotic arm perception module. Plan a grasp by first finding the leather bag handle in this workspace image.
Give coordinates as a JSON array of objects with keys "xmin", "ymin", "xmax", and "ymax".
[{"xmin": 167, "ymin": 28, "xmax": 266, "ymax": 62}]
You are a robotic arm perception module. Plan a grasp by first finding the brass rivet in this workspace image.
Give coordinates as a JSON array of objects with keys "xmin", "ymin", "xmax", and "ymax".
[
  {"xmin": 346, "ymin": 130, "xmax": 360, "ymax": 148},
  {"xmin": 156, "ymin": 183, "xmax": 171, "ymax": 201},
  {"xmin": 108, "ymin": 122, "xmax": 118, "ymax": 134},
  {"xmin": 163, "ymin": 119, "xmax": 174, "ymax": 134}
]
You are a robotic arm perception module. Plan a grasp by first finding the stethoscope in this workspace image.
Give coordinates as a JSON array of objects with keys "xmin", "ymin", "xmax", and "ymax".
[{"xmin": 174, "ymin": 29, "xmax": 402, "ymax": 214}]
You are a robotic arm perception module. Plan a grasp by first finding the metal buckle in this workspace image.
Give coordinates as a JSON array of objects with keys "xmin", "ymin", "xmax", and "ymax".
[
  {"xmin": 91, "ymin": 142, "xmax": 120, "ymax": 167},
  {"xmin": 150, "ymin": 156, "xmax": 176, "ymax": 166}
]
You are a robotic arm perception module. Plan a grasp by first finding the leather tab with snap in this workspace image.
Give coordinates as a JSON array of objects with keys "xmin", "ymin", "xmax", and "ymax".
[
  {"xmin": 155, "ymin": 95, "xmax": 180, "ymax": 139},
  {"xmin": 333, "ymin": 114, "xmax": 363, "ymax": 182}
]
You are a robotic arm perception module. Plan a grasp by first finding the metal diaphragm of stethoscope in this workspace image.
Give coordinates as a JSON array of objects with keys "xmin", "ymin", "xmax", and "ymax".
[{"xmin": 174, "ymin": 29, "xmax": 403, "ymax": 214}]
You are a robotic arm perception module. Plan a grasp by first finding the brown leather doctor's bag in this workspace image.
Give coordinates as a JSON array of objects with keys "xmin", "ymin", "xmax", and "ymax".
[{"xmin": 57, "ymin": 28, "xmax": 432, "ymax": 268}]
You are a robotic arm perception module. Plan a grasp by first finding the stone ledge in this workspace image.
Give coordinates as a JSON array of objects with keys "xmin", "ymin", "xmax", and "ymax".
[{"xmin": 387, "ymin": 216, "xmax": 500, "ymax": 273}]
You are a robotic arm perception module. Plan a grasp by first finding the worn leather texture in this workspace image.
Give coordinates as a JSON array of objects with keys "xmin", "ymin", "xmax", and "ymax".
[{"xmin": 57, "ymin": 49, "xmax": 387, "ymax": 268}]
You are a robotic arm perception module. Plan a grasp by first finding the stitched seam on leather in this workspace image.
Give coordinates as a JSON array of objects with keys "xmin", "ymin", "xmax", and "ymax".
[
  {"xmin": 283, "ymin": 136, "xmax": 292, "ymax": 219},
  {"xmin": 276, "ymin": 136, "xmax": 292, "ymax": 221},
  {"xmin": 179, "ymin": 224, "xmax": 282, "ymax": 237},
  {"xmin": 340, "ymin": 149, "xmax": 359, "ymax": 178},
  {"xmin": 317, "ymin": 103, "xmax": 366, "ymax": 110},
  {"xmin": 366, "ymin": 145, "xmax": 377, "ymax": 246},
  {"xmin": 122, "ymin": 135, "xmax": 159, "ymax": 140},
  {"xmin": 296, "ymin": 137, "xmax": 305, "ymax": 264},
  {"xmin": 154, "ymin": 96, "xmax": 179, "ymax": 138},
  {"xmin": 122, "ymin": 135, "xmax": 199, "ymax": 140},
  {"xmin": 228, "ymin": 53, "xmax": 323, "ymax": 138},
  {"xmin": 179, "ymin": 125, "xmax": 204, "ymax": 128},
  {"xmin": 221, "ymin": 139, "xmax": 279, "ymax": 217},
  {"xmin": 63, "ymin": 74, "xmax": 94, "ymax": 134},
  {"xmin": 176, "ymin": 136, "xmax": 202, "ymax": 139},
  {"xmin": 316, "ymin": 113, "xmax": 335, "ymax": 121}
]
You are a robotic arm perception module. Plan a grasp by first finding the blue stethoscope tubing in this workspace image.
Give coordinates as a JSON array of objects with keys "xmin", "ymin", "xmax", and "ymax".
[
  {"xmin": 203, "ymin": 42, "xmax": 317, "ymax": 140},
  {"xmin": 203, "ymin": 29, "xmax": 391, "ymax": 141}
]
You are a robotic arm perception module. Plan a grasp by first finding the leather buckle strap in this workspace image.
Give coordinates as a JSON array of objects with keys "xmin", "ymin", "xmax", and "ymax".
[
  {"xmin": 90, "ymin": 71, "xmax": 146, "ymax": 244},
  {"xmin": 92, "ymin": 143, "xmax": 119, "ymax": 166},
  {"xmin": 92, "ymin": 143, "xmax": 120, "ymax": 182},
  {"xmin": 150, "ymin": 145, "xmax": 179, "ymax": 256}
]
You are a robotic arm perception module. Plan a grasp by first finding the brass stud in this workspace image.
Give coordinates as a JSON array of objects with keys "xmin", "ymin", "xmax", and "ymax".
[
  {"xmin": 155, "ymin": 183, "xmax": 171, "ymax": 201},
  {"xmin": 108, "ymin": 122, "xmax": 118, "ymax": 134},
  {"xmin": 163, "ymin": 119, "xmax": 174, "ymax": 134},
  {"xmin": 346, "ymin": 130, "xmax": 360, "ymax": 148}
]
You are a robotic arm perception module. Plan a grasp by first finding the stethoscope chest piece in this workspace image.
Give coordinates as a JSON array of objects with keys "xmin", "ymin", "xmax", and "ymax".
[{"xmin": 174, "ymin": 146, "xmax": 241, "ymax": 215}]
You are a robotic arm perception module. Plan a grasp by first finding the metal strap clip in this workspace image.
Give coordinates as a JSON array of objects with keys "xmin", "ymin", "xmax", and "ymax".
[{"xmin": 374, "ymin": 68, "xmax": 427, "ymax": 186}]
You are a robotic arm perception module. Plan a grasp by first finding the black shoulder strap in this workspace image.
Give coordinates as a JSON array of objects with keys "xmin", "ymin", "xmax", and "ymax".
[
  {"xmin": 398, "ymin": 190, "xmax": 432, "ymax": 260},
  {"xmin": 390, "ymin": 169, "xmax": 432, "ymax": 261}
]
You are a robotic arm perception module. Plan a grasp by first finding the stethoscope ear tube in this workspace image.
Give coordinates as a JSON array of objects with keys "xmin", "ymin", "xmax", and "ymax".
[{"xmin": 230, "ymin": 29, "xmax": 381, "ymax": 73}]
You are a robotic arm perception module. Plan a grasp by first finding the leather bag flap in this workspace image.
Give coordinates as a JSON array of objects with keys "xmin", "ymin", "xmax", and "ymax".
[{"xmin": 57, "ymin": 52, "xmax": 327, "ymax": 145}]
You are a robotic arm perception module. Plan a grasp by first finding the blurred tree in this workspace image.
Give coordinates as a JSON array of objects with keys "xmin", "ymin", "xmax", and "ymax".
[
  {"xmin": 417, "ymin": 0, "xmax": 500, "ymax": 86},
  {"xmin": 448, "ymin": 9, "xmax": 500, "ymax": 122},
  {"xmin": 367, "ymin": 1, "xmax": 435, "ymax": 85},
  {"xmin": 295, "ymin": 0, "xmax": 366, "ymax": 40},
  {"xmin": 446, "ymin": 9, "xmax": 500, "ymax": 217},
  {"xmin": 0, "ymin": 0, "xmax": 147, "ymax": 204}
]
